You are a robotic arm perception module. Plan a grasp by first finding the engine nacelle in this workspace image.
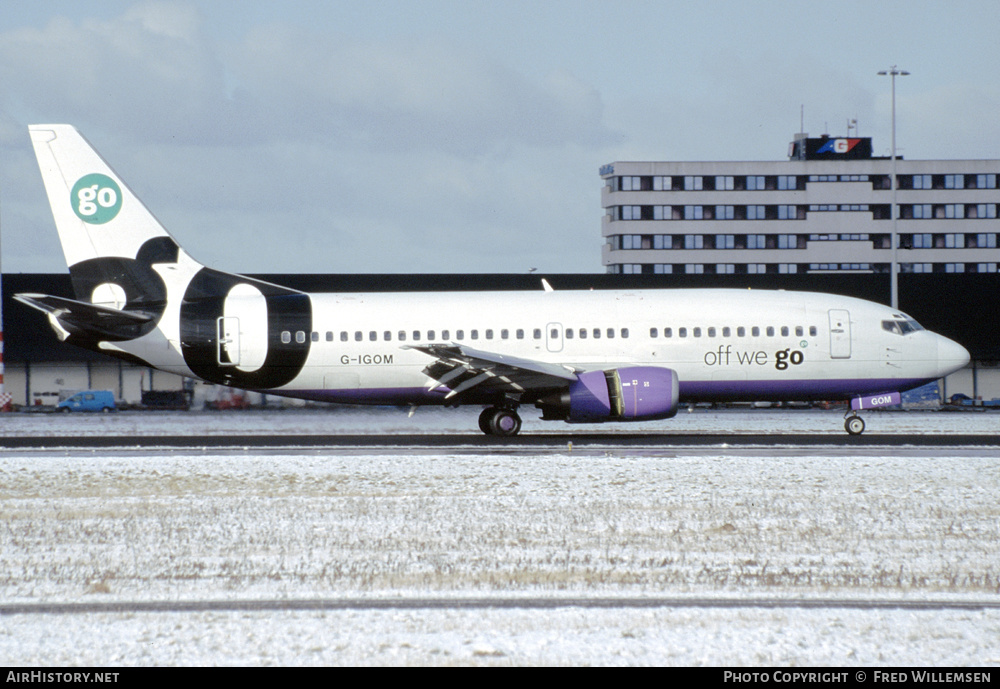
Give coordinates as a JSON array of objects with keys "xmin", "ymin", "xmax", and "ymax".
[{"xmin": 537, "ymin": 366, "xmax": 680, "ymax": 423}]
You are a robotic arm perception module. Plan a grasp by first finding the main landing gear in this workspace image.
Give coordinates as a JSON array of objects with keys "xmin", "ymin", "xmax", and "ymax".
[
  {"xmin": 479, "ymin": 406, "xmax": 522, "ymax": 436},
  {"xmin": 844, "ymin": 411, "xmax": 866, "ymax": 436}
]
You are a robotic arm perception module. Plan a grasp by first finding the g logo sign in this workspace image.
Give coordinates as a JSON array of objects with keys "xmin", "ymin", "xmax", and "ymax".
[{"xmin": 71, "ymin": 174, "xmax": 122, "ymax": 224}]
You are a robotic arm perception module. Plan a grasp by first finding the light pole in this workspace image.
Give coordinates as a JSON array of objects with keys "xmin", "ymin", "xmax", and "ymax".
[{"xmin": 878, "ymin": 66, "xmax": 909, "ymax": 310}]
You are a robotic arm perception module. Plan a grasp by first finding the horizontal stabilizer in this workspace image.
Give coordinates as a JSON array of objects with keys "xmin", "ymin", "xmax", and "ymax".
[{"xmin": 14, "ymin": 292, "xmax": 156, "ymax": 341}]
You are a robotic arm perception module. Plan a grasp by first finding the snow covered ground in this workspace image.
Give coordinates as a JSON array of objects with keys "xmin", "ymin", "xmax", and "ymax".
[
  {"xmin": 1, "ymin": 409, "xmax": 999, "ymax": 665},
  {"xmin": 0, "ymin": 404, "xmax": 997, "ymax": 437}
]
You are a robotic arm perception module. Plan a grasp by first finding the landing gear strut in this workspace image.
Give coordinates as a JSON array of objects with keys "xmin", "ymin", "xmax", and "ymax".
[
  {"xmin": 479, "ymin": 406, "xmax": 522, "ymax": 436},
  {"xmin": 844, "ymin": 412, "xmax": 866, "ymax": 436}
]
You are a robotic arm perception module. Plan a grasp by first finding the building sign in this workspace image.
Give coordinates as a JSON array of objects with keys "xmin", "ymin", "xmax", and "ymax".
[{"xmin": 797, "ymin": 137, "xmax": 873, "ymax": 160}]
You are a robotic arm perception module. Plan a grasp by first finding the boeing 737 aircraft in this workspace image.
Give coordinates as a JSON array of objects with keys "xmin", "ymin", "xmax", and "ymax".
[{"xmin": 17, "ymin": 125, "xmax": 970, "ymax": 435}]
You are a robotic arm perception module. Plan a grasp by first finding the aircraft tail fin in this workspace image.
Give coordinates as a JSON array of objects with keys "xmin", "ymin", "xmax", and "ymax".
[{"xmin": 27, "ymin": 124, "xmax": 201, "ymax": 304}]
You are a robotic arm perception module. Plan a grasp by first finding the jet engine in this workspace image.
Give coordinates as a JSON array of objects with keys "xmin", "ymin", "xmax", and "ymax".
[{"xmin": 536, "ymin": 366, "xmax": 679, "ymax": 423}]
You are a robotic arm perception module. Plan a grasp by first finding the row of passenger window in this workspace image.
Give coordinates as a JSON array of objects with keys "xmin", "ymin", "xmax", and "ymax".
[
  {"xmin": 280, "ymin": 327, "xmax": 633, "ymax": 344},
  {"xmin": 278, "ymin": 323, "xmax": 816, "ymax": 345},
  {"xmin": 650, "ymin": 325, "xmax": 817, "ymax": 339}
]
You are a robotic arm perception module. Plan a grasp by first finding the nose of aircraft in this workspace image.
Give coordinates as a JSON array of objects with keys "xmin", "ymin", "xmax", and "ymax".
[{"xmin": 937, "ymin": 335, "xmax": 971, "ymax": 376}]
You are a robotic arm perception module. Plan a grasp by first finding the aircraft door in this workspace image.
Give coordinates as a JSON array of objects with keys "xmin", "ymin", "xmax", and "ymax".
[
  {"xmin": 222, "ymin": 284, "xmax": 269, "ymax": 372},
  {"xmin": 546, "ymin": 322, "xmax": 564, "ymax": 353},
  {"xmin": 828, "ymin": 309, "xmax": 852, "ymax": 359}
]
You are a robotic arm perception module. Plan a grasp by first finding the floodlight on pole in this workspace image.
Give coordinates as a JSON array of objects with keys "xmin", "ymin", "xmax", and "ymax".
[{"xmin": 877, "ymin": 66, "xmax": 909, "ymax": 310}]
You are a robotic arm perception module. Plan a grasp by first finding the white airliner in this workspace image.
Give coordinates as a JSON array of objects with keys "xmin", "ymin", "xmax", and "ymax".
[{"xmin": 17, "ymin": 125, "xmax": 970, "ymax": 435}]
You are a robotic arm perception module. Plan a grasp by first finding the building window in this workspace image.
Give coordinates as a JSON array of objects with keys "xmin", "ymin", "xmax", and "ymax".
[
  {"xmin": 716, "ymin": 264, "xmax": 735, "ymax": 274},
  {"xmin": 684, "ymin": 205, "xmax": 704, "ymax": 220},
  {"xmin": 653, "ymin": 176, "xmax": 672, "ymax": 191},
  {"xmin": 976, "ymin": 174, "xmax": 997, "ymax": 189},
  {"xmin": 746, "ymin": 176, "xmax": 765, "ymax": 191},
  {"xmin": 715, "ymin": 205, "xmax": 735, "ymax": 220},
  {"xmin": 684, "ymin": 235, "xmax": 704, "ymax": 249},
  {"xmin": 777, "ymin": 175, "xmax": 797, "ymax": 190},
  {"xmin": 652, "ymin": 234, "xmax": 671, "ymax": 249},
  {"xmin": 653, "ymin": 264, "xmax": 673, "ymax": 274},
  {"xmin": 912, "ymin": 174, "xmax": 932, "ymax": 189},
  {"xmin": 747, "ymin": 234, "xmax": 766, "ymax": 249},
  {"xmin": 716, "ymin": 234, "xmax": 735, "ymax": 250},
  {"xmin": 944, "ymin": 174, "xmax": 965, "ymax": 189},
  {"xmin": 684, "ymin": 176, "xmax": 703, "ymax": 190},
  {"xmin": 653, "ymin": 205, "xmax": 672, "ymax": 220},
  {"xmin": 746, "ymin": 205, "xmax": 765, "ymax": 220},
  {"xmin": 715, "ymin": 176, "xmax": 735, "ymax": 191},
  {"xmin": 747, "ymin": 264, "xmax": 767, "ymax": 274},
  {"xmin": 620, "ymin": 176, "xmax": 642, "ymax": 191},
  {"xmin": 685, "ymin": 264, "xmax": 704, "ymax": 274},
  {"xmin": 944, "ymin": 233, "xmax": 965, "ymax": 248}
]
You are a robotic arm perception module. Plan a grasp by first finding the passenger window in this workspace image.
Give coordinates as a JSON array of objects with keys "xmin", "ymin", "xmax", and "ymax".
[
  {"xmin": 456, "ymin": 330, "xmax": 464, "ymax": 340},
  {"xmin": 650, "ymin": 327, "xmax": 658, "ymax": 338},
  {"xmin": 766, "ymin": 327, "xmax": 774, "ymax": 337},
  {"xmin": 384, "ymin": 331, "xmax": 391, "ymax": 341},
  {"xmin": 693, "ymin": 328, "xmax": 701, "ymax": 338},
  {"xmin": 326, "ymin": 331, "xmax": 334, "ymax": 342},
  {"xmin": 281, "ymin": 331, "xmax": 291, "ymax": 344},
  {"xmin": 311, "ymin": 332, "xmax": 319, "ymax": 342},
  {"xmin": 579, "ymin": 328, "xmax": 587, "ymax": 339},
  {"xmin": 427, "ymin": 330, "xmax": 436, "ymax": 340},
  {"xmin": 707, "ymin": 327, "xmax": 716, "ymax": 338},
  {"xmin": 795, "ymin": 326, "xmax": 803, "ymax": 337},
  {"xmin": 607, "ymin": 328, "xmax": 614, "ymax": 339},
  {"xmin": 296, "ymin": 331, "xmax": 306, "ymax": 344},
  {"xmin": 751, "ymin": 327, "xmax": 760, "ymax": 337},
  {"xmin": 355, "ymin": 331, "xmax": 363, "ymax": 342},
  {"xmin": 664, "ymin": 328, "xmax": 672, "ymax": 338},
  {"xmin": 533, "ymin": 329, "xmax": 542, "ymax": 340},
  {"xmin": 516, "ymin": 329, "xmax": 524, "ymax": 340},
  {"xmin": 621, "ymin": 328, "xmax": 629, "ymax": 339},
  {"xmin": 398, "ymin": 331, "xmax": 406, "ymax": 341},
  {"xmin": 369, "ymin": 331, "xmax": 377, "ymax": 342},
  {"xmin": 442, "ymin": 329, "xmax": 450, "ymax": 340},
  {"xmin": 471, "ymin": 329, "xmax": 478, "ymax": 340},
  {"xmin": 412, "ymin": 331, "xmax": 421, "ymax": 341},
  {"xmin": 485, "ymin": 329, "xmax": 493, "ymax": 340},
  {"xmin": 737, "ymin": 327, "xmax": 745, "ymax": 337},
  {"xmin": 722, "ymin": 327, "xmax": 731, "ymax": 337},
  {"xmin": 593, "ymin": 328, "xmax": 601, "ymax": 339},
  {"xmin": 781, "ymin": 326, "xmax": 789, "ymax": 337},
  {"xmin": 566, "ymin": 329, "xmax": 574, "ymax": 339},
  {"xmin": 501, "ymin": 329, "xmax": 508, "ymax": 340},
  {"xmin": 809, "ymin": 326, "xmax": 818, "ymax": 337},
  {"xmin": 340, "ymin": 331, "xmax": 348, "ymax": 342},
  {"xmin": 679, "ymin": 328, "xmax": 687, "ymax": 338}
]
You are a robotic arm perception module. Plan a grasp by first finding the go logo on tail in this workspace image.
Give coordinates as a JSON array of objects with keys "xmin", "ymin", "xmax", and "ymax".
[{"xmin": 71, "ymin": 174, "xmax": 122, "ymax": 224}]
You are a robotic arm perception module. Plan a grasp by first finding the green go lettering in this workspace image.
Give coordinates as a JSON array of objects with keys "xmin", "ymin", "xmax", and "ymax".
[{"xmin": 71, "ymin": 174, "xmax": 122, "ymax": 224}]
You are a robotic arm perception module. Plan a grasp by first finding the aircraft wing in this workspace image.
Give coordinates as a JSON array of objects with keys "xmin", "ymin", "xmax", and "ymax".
[
  {"xmin": 14, "ymin": 292, "xmax": 156, "ymax": 341},
  {"xmin": 403, "ymin": 343, "xmax": 579, "ymax": 399}
]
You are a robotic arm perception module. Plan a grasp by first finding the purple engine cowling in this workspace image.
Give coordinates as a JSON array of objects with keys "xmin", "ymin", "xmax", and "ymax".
[{"xmin": 560, "ymin": 366, "xmax": 680, "ymax": 423}]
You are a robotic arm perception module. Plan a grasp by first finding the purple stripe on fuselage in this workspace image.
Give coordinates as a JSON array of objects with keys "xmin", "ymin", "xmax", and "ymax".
[
  {"xmin": 276, "ymin": 376, "xmax": 934, "ymax": 406},
  {"xmin": 679, "ymin": 377, "xmax": 933, "ymax": 402}
]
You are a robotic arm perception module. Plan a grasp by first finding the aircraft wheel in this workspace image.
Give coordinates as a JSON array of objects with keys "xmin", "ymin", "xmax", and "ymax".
[
  {"xmin": 845, "ymin": 415, "xmax": 866, "ymax": 436},
  {"xmin": 478, "ymin": 407, "xmax": 495, "ymax": 434},
  {"xmin": 488, "ymin": 409, "xmax": 522, "ymax": 437}
]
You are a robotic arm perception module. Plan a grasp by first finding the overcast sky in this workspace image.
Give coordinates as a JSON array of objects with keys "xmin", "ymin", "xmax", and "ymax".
[{"xmin": 2, "ymin": 0, "xmax": 999, "ymax": 275}]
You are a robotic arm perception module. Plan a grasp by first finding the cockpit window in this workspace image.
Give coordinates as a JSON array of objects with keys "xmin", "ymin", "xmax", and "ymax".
[{"xmin": 883, "ymin": 315, "xmax": 925, "ymax": 336}]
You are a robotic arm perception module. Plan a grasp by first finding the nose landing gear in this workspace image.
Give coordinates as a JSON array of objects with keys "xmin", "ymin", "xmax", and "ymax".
[
  {"xmin": 479, "ymin": 406, "xmax": 523, "ymax": 436},
  {"xmin": 844, "ymin": 411, "xmax": 866, "ymax": 436}
]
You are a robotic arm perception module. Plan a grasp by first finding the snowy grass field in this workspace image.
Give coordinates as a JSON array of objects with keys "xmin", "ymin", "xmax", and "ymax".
[{"xmin": 1, "ymin": 408, "xmax": 999, "ymax": 665}]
